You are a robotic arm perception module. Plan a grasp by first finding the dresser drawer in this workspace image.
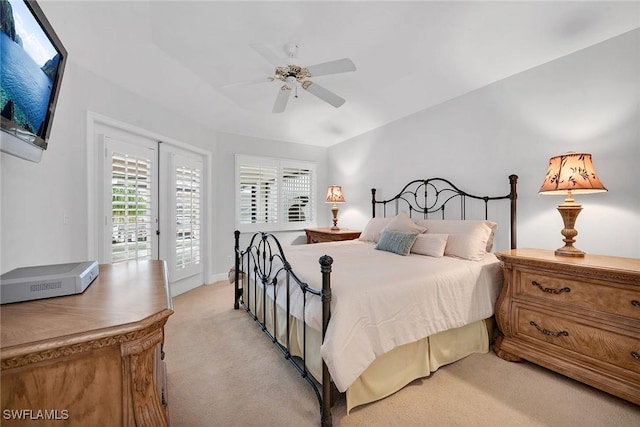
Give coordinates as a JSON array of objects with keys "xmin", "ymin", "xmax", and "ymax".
[
  {"xmin": 308, "ymin": 234, "xmax": 332, "ymax": 244},
  {"xmin": 515, "ymin": 306, "xmax": 640, "ymax": 374},
  {"xmin": 516, "ymin": 270, "xmax": 640, "ymax": 319}
]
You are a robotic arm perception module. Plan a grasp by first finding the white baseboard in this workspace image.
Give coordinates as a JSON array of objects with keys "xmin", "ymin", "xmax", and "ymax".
[{"xmin": 170, "ymin": 272, "xmax": 230, "ymax": 297}]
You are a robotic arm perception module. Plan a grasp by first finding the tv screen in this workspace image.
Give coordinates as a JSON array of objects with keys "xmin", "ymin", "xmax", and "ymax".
[{"xmin": 0, "ymin": 0, "xmax": 67, "ymax": 162}]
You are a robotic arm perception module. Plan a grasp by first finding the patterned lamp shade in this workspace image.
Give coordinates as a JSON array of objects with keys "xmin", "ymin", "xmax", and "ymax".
[
  {"xmin": 326, "ymin": 185, "xmax": 346, "ymax": 203},
  {"xmin": 539, "ymin": 153, "xmax": 607, "ymax": 196}
]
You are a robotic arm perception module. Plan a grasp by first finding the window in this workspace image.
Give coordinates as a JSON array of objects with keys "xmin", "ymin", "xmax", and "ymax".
[{"xmin": 235, "ymin": 155, "xmax": 316, "ymax": 232}]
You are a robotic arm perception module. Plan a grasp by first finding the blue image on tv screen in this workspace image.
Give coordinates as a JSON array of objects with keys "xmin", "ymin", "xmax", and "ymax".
[{"xmin": 0, "ymin": 0, "xmax": 60, "ymax": 138}]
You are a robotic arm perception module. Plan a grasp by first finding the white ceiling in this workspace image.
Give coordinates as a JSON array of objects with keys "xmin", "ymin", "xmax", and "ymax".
[{"xmin": 40, "ymin": 1, "xmax": 640, "ymax": 147}]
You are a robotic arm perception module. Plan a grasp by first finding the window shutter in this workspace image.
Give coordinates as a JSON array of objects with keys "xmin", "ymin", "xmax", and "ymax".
[
  {"xmin": 175, "ymin": 164, "xmax": 202, "ymax": 270},
  {"xmin": 282, "ymin": 165, "xmax": 313, "ymax": 223},
  {"xmin": 238, "ymin": 163, "xmax": 279, "ymax": 225},
  {"xmin": 110, "ymin": 151, "xmax": 153, "ymax": 262}
]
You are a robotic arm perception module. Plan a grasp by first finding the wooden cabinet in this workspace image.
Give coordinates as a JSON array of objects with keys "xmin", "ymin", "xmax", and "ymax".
[
  {"xmin": 493, "ymin": 249, "xmax": 640, "ymax": 405},
  {"xmin": 1, "ymin": 260, "xmax": 173, "ymax": 426},
  {"xmin": 304, "ymin": 227, "xmax": 361, "ymax": 244}
]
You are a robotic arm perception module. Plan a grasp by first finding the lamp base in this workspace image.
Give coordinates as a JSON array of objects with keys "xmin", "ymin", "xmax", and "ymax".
[
  {"xmin": 330, "ymin": 204, "xmax": 340, "ymax": 231},
  {"xmin": 554, "ymin": 246, "xmax": 585, "ymax": 257},
  {"xmin": 555, "ymin": 201, "xmax": 585, "ymax": 258}
]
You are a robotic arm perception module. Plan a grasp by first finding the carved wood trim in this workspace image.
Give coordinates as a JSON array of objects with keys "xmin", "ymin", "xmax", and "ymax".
[
  {"xmin": 492, "ymin": 336, "xmax": 522, "ymax": 362},
  {"xmin": 129, "ymin": 344, "xmax": 168, "ymax": 427},
  {"xmin": 1, "ymin": 318, "xmax": 168, "ymax": 370},
  {"xmin": 121, "ymin": 325, "xmax": 168, "ymax": 426},
  {"xmin": 121, "ymin": 325, "xmax": 164, "ymax": 357},
  {"xmin": 494, "ymin": 261, "xmax": 513, "ymax": 338}
]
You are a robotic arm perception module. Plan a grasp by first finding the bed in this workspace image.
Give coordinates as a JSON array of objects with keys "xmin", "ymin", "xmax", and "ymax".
[{"xmin": 233, "ymin": 175, "xmax": 518, "ymax": 426}]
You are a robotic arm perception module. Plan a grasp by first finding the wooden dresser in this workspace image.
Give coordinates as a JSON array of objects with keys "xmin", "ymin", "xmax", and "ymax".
[
  {"xmin": 493, "ymin": 249, "xmax": 640, "ymax": 405},
  {"xmin": 304, "ymin": 227, "xmax": 361, "ymax": 244},
  {"xmin": 1, "ymin": 260, "xmax": 173, "ymax": 426}
]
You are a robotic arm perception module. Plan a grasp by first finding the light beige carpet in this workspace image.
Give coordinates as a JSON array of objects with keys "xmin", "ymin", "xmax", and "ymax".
[{"xmin": 164, "ymin": 282, "xmax": 640, "ymax": 426}]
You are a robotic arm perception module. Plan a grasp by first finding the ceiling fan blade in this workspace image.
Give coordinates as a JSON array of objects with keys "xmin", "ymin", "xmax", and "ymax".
[
  {"xmin": 305, "ymin": 58, "xmax": 356, "ymax": 77},
  {"xmin": 219, "ymin": 76, "xmax": 272, "ymax": 90},
  {"xmin": 249, "ymin": 43, "xmax": 286, "ymax": 67},
  {"xmin": 301, "ymin": 81, "xmax": 345, "ymax": 108},
  {"xmin": 272, "ymin": 85, "xmax": 291, "ymax": 113}
]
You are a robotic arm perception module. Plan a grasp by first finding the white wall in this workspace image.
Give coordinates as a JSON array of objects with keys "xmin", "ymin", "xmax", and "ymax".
[
  {"xmin": 1, "ymin": 62, "xmax": 215, "ymax": 274},
  {"xmin": 329, "ymin": 29, "xmax": 640, "ymax": 258}
]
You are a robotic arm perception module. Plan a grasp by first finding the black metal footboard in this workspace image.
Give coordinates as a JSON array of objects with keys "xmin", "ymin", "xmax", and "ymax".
[{"xmin": 233, "ymin": 230, "xmax": 334, "ymax": 427}]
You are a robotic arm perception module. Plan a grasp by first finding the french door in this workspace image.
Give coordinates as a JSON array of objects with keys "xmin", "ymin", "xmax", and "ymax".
[
  {"xmin": 159, "ymin": 145, "xmax": 204, "ymax": 285},
  {"xmin": 101, "ymin": 134, "xmax": 159, "ymax": 263},
  {"xmin": 92, "ymin": 117, "xmax": 207, "ymax": 295}
]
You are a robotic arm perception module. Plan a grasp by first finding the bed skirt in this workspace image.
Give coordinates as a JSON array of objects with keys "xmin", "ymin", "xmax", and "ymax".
[{"xmin": 242, "ymin": 278, "xmax": 495, "ymax": 413}]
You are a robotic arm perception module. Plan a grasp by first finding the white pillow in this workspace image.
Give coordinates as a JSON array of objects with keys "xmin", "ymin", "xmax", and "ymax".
[
  {"xmin": 445, "ymin": 234, "xmax": 490, "ymax": 261},
  {"xmin": 410, "ymin": 234, "xmax": 448, "ymax": 257},
  {"xmin": 359, "ymin": 217, "xmax": 394, "ymax": 243},
  {"xmin": 415, "ymin": 219, "xmax": 497, "ymax": 251},
  {"xmin": 383, "ymin": 212, "xmax": 427, "ymax": 234}
]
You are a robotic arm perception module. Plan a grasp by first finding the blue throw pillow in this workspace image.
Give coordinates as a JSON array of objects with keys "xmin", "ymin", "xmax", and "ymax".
[{"xmin": 375, "ymin": 230, "xmax": 419, "ymax": 256}]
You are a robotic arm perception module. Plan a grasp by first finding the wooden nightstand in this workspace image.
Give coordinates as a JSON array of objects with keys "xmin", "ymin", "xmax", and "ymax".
[
  {"xmin": 304, "ymin": 227, "xmax": 361, "ymax": 244},
  {"xmin": 493, "ymin": 248, "xmax": 640, "ymax": 405}
]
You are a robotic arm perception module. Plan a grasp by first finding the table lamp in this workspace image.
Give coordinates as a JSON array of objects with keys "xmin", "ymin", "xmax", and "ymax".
[
  {"xmin": 539, "ymin": 152, "xmax": 607, "ymax": 257},
  {"xmin": 326, "ymin": 185, "xmax": 345, "ymax": 230}
]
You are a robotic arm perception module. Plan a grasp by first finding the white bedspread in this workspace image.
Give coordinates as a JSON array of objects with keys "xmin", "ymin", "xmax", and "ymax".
[{"xmin": 262, "ymin": 240, "xmax": 502, "ymax": 392}]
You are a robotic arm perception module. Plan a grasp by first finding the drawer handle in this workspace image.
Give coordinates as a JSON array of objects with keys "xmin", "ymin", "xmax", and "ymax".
[
  {"xmin": 632, "ymin": 300, "xmax": 640, "ymax": 307},
  {"xmin": 531, "ymin": 281, "xmax": 571, "ymax": 295},
  {"xmin": 632, "ymin": 352, "xmax": 640, "ymax": 360},
  {"xmin": 530, "ymin": 321, "xmax": 569, "ymax": 338}
]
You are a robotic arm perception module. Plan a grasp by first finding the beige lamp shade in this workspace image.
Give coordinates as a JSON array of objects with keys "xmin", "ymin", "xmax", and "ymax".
[
  {"xmin": 539, "ymin": 153, "xmax": 607, "ymax": 196},
  {"xmin": 539, "ymin": 152, "xmax": 607, "ymax": 257},
  {"xmin": 325, "ymin": 185, "xmax": 346, "ymax": 203}
]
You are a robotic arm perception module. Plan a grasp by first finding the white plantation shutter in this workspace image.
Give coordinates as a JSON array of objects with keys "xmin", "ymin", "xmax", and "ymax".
[
  {"xmin": 107, "ymin": 141, "xmax": 157, "ymax": 262},
  {"xmin": 282, "ymin": 164, "xmax": 313, "ymax": 223},
  {"xmin": 238, "ymin": 160, "xmax": 279, "ymax": 226},
  {"xmin": 236, "ymin": 155, "xmax": 316, "ymax": 232},
  {"xmin": 175, "ymin": 162, "xmax": 202, "ymax": 272}
]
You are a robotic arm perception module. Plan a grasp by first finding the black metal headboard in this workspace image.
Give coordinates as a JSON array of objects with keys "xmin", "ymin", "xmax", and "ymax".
[{"xmin": 371, "ymin": 174, "xmax": 518, "ymax": 249}]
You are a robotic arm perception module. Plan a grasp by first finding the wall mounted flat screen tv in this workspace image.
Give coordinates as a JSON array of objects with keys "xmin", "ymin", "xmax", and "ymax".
[{"xmin": 0, "ymin": 0, "xmax": 67, "ymax": 162}]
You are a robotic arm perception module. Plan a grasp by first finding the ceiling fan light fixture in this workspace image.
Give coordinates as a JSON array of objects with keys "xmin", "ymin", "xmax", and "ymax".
[{"xmin": 285, "ymin": 75, "xmax": 298, "ymax": 89}]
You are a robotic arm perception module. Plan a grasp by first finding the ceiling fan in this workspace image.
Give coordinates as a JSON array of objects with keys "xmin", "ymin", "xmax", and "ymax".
[{"xmin": 250, "ymin": 43, "xmax": 356, "ymax": 113}]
